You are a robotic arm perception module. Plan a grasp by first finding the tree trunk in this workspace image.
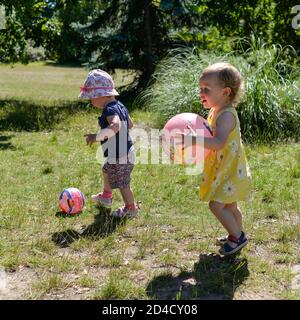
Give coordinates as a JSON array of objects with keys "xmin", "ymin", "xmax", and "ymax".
[{"xmin": 143, "ymin": 0, "xmax": 154, "ymax": 87}]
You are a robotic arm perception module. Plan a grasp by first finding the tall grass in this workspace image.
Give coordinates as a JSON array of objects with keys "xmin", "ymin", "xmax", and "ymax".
[{"xmin": 137, "ymin": 38, "xmax": 300, "ymax": 142}]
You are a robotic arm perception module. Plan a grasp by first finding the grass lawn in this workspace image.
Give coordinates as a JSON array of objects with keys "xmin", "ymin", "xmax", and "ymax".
[
  {"xmin": 0, "ymin": 63, "xmax": 299, "ymax": 300},
  {"xmin": 0, "ymin": 61, "xmax": 135, "ymax": 104}
]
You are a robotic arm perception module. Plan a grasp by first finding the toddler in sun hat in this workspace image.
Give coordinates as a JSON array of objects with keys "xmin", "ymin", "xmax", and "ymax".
[
  {"xmin": 79, "ymin": 69, "xmax": 119, "ymax": 99},
  {"xmin": 79, "ymin": 69, "xmax": 139, "ymax": 218}
]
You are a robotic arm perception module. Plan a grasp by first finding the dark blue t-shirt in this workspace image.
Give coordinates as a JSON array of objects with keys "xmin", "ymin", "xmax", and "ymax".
[{"xmin": 98, "ymin": 100, "xmax": 133, "ymax": 159}]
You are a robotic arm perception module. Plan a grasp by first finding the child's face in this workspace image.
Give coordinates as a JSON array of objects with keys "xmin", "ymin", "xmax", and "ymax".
[
  {"xmin": 199, "ymin": 76, "xmax": 231, "ymax": 109},
  {"xmin": 91, "ymin": 96, "xmax": 109, "ymax": 109}
]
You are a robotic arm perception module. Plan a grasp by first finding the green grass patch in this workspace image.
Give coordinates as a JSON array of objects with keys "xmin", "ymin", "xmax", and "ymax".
[
  {"xmin": 0, "ymin": 63, "xmax": 299, "ymax": 300},
  {"xmin": 0, "ymin": 61, "xmax": 88, "ymax": 103},
  {"xmin": 0, "ymin": 111, "xmax": 298, "ymax": 299}
]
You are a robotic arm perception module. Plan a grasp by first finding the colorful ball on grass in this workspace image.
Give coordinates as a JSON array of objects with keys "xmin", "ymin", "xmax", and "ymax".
[
  {"xmin": 161, "ymin": 113, "xmax": 212, "ymax": 165},
  {"xmin": 59, "ymin": 188, "xmax": 85, "ymax": 214}
]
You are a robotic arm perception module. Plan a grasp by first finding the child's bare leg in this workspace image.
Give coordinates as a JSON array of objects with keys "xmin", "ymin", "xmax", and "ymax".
[
  {"xmin": 110, "ymin": 186, "xmax": 138, "ymax": 218},
  {"xmin": 91, "ymin": 170, "xmax": 112, "ymax": 205},
  {"xmin": 102, "ymin": 170, "xmax": 112, "ymax": 193},
  {"xmin": 225, "ymin": 202, "xmax": 243, "ymax": 231},
  {"xmin": 119, "ymin": 186, "xmax": 135, "ymax": 206},
  {"xmin": 209, "ymin": 201, "xmax": 241, "ymax": 238}
]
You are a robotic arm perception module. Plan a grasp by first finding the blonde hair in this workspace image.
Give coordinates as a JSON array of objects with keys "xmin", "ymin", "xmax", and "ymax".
[{"xmin": 200, "ymin": 62, "xmax": 244, "ymax": 106}]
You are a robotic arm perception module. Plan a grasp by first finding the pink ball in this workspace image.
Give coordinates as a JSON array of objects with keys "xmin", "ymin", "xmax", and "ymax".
[
  {"xmin": 162, "ymin": 113, "xmax": 212, "ymax": 165},
  {"xmin": 59, "ymin": 188, "xmax": 85, "ymax": 214}
]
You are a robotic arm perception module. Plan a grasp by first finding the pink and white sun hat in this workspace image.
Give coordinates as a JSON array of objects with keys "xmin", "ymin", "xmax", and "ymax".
[{"xmin": 79, "ymin": 69, "xmax": 119, "ymax": 99}]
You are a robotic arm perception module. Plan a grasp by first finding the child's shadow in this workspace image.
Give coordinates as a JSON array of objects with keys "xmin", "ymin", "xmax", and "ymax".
[
  {"xmin": 146, "ymin": 253, "xmax": 249, "ymax": 300},
  {"xmin": 52, "ymin": 206, "xmax": 125, "ymax": 248}
]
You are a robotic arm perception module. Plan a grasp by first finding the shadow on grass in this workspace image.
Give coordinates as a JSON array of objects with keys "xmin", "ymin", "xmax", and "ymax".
[
  {"xmin": 52, "ymin": 206, "xmax": 126, "ymax": 248},
  {"xmin": 0, "ymin": 99, "xmax": 89, "ymax": 131},
  {"xmin": 146, "ymin": 253, "xmax": 249, "ymax": 300},
  {"xmin": 0, "ymin": 134, "xmax": 16, "ymax": 150}
]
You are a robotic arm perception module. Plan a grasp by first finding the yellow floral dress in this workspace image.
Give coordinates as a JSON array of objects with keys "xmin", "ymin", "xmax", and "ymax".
[{"xmin": 200, "ymin": 107, "xmax": 252, "ymax": 203}]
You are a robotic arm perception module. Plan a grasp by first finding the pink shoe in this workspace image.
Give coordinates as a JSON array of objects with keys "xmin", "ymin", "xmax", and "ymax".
[
  {"xmin": 91, "ymin": 193, "xmax": 112, "ymax": 208},
  {"xmin": 111, "ymin": 204, "xmax": 139, "ymax": 218}
]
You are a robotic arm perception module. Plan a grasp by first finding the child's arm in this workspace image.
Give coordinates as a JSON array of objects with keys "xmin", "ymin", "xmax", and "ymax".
[
  {"xmin": 128, "ymin": 115, "xmax": 134, "ymax": 129},
  {"xmin": 96, "ymin": 115, "xmax": 121, "ymax": 141},
  {"xmin": 176, "ymin": 111, "xmax": 236, "ymax": 151},
  {"xmin": 84, "ymin": 115, "xmax": 121, "ymax": 146},
  {"xmin": 202, "ymin": 112, "xmax": 236, "ymax": 150}
]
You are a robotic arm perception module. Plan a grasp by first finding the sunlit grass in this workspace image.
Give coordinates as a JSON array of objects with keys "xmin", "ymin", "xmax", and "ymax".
[
  {"xmin": 0, "ymin": 110, "xmax": 299, "ymax": 299},
  {"xmin": 0, "ymin": 61, "xmax": 135, "ymax": 104},
  {"xmin": 0, "ymin": 63, "xmax": 299, "ymax": 300}
]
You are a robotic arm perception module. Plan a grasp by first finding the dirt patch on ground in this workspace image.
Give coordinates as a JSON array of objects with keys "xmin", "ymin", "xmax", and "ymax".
[
  {"xmin": 0, "ymin": 265, "xmax": 38, "ymax": 300},
  {"xmin": 0, "ymin": 246, "xmax": 281, "ymax": 300},
  {"xmin": 291, "ymin": 265, "xmax": 300, "ymax": 291}
]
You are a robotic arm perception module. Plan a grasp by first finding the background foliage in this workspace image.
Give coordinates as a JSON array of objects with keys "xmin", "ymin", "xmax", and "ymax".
[
  {"xmin": 0, "ymin": 0, "xmax": 299, "ymax": 140},
  {"xmin": 137, "ymin": 38, "xmax": 300, "ymax": 142},
  {"xmin": 1, "ymin": 1, "xmax": 299, "ymax": 86}
]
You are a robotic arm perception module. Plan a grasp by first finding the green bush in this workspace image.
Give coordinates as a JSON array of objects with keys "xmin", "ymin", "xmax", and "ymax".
[
  {"xmin": 25, "ymin": 39, "xmax": 47, "ymax": 62},
  {"xmin": 137, "ymin": 38, "xmax": 300, "ymax": 142}
]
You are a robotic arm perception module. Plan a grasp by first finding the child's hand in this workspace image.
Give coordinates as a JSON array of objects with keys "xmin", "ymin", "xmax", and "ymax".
[
  {"xmin": 84, "ymin": 134, "xmax": 97, "ymax": 147},
  {"xmin": 186, "ymin": 125, "xmax": 197, "ymax": 136},
  {"xmin": 174, "ymin": 125, "xmax": 196, "ymax": 146}
]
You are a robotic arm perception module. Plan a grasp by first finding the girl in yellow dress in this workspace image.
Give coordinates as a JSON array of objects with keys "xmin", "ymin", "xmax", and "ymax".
[{"xmin": 183, "ymin": 62, "xmax": 252, "ymax": 255}]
